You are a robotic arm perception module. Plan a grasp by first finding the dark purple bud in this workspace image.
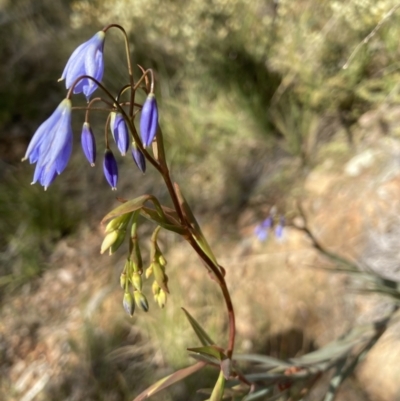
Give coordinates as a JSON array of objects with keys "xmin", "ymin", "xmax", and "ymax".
[
  {"xmin": 110, "ymin": 112, "xmax": 130, "ymax": 156},
  {"xmin": 140, "ymin": 94, "xmax": 158, "ymax": 148},
  {"xmin": 103, "ymin": 149, "xmax": 118, "ymax": 190},
  {"xmin": 131, "ymin": 142, "xmax": 146, "ymax": 173},
  {"xmin": 81, "ymin": 122, "xmax": 96, "ymax": 166}
]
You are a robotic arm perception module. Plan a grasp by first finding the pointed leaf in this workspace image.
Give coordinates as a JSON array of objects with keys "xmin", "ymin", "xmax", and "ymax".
[
  {"xmin": 242, "ymin": 388, "xmax": 271, "ymax": 401},
  {"xmin": 189, "ymin": 352, "xmax": 221, "ymax": 366},
  {"xmin": 102, "ymin": 195, "xmax": 150, "ymax": 223},
  {"xmin": 187, "ymin": 345, "xmax": 226, "ymax": 362},
  {"xmin": 182, "ymin": 308, "xmax": 215, "ymax": 346},
  {"xmin": 234, "ymin": 354, "xmax": 292, "ymax": 368},
  {"xmin": 132, "ymin": 362, "xmax": 205, "ymax": 401},
  {"xmin": 209, "ymin": 370, "xmax": 225, "ymax": 401},
  {"xmin": 141, "ymin": 207, "xmax": 187, "ymax": 235}
]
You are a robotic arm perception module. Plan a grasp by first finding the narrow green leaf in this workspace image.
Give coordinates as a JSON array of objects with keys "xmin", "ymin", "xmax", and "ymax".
[
  {"xmin": 182, "ymin": 307, "xmax": 215, "ymax": 346},
  {"xmin": 132, "ymin": 362, "xmax": 205, "ymax": 401},
  {"xmin": 242, "ymin": 388, "xmax": 271, "ymax": 401},
  {"xmin": 209, "ymin": 370, "xmax": 225, "ymax": 401},
  {"xmin": 102, "ymin": 195, "xmax": 149, "ymax": 223},
  {"xmin": 187, "ymin": 345, "xmax": 225, "ymax": 362},
  {"xmin": 189, "ymin": 352, "xmax": 221, "ymax": 366},
  {"xmin": 141, "ymin": 207, "xmax": 187, "ymax": 235},
  {"xmin": 234, "ymin": 354, "xmax": 292, "ymax": 368}
]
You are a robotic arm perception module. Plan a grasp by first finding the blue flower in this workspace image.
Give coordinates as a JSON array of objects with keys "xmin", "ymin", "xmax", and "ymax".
[
  {"xmin": 103, "ymin": 149, "xmax": 118, "ymax": 190},
  {"xmin": 81, "ymin": 122, "xmax": 96, "ymax": 166},
  {"xmin": 23, "ymin": 99, "xmax": 73, "ymax": 190},
  {"xmin": 110, "ymin": 112, "xmax": 129, "ymax": 155},
  {"xmin": 140, "ymin": 94, "xmax": 158, "ymax": 148},
  {"xmin": 254, "ymin": 216, "xmax": 273, "ymax": 242},
  {"xmin": 60, "ymin": 31, "xmax": 106, "ymax": 99},
  {"xmin": 131, "ymin": 142, "xmax": 146, "ymax": 173},
  {"xmin": 275, "ymin": 216, "xmax": 285, "ymax": 240}
]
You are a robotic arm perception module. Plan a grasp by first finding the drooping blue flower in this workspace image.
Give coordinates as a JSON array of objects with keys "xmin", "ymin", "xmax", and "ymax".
[
  {"xmin": 60, "ymin": 31, "xmax": 106, "ymax": 99},
  {"xmin": 23, "ymin": 99, "xmax": 73, "ymax": 190},
  {"xmin": 254, "ymin": 216, "xmax": 273, "ymax": 242},
  {"xmin": 131, "ymin": 142, "xmax": 146, "ymax": 173},
  {"xmin": 140, "ymin": 94, "xmax": 158, "ymax": 148},
  {"xmin": 81, "ymin": 122, "xmax": 96, "ymax": 166},
  {"xmin": 103, "ymin": 149, "xmax": 118, "ymax": 190},
  {"xmin": 110, "ymin": 112, "xmax": 129, "ymax": 155}
]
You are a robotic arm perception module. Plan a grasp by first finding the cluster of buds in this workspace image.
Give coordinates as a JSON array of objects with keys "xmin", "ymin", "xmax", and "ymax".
[
  {"xmin": 146, "ymin": 227, "xmax": 169, "ymax": 309},
  {"xmin": 254, "ymin": 214, "xmax": 285, "ymax": 242},
  {"xmin": 121, "ymin": 258, "xmax": 149, "ymax": 317},
  {"xmin": 101, "ymin": 209, "xmax": 170, "ymax": 316},
  {"xmin": 22, "ymin": 26, "xmax": 158, "ymax": 190}
]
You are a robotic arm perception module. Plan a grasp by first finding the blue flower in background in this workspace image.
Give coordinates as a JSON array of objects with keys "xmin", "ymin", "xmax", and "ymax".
[
  {"xmin": 81, "ymin": 122, "xmax": 96, "ymax": 166},
  {"xmin": 103, "ymin": 149, "xmax": 118, "ymax": 190},
  {"xmin": 254, "ymin": 216, "xmax": 273, "ymax": 242},
  {"xmin": 23, "ymin": 99, "xmax": 73, "ymax": 190},
  {"xmin": 60, "ymin": 31, "xmax": 106, "ymax": 99},
  {"xmin": 110, "ymin": 112, "xmax": 130, "ymax": 156},
  {"xmin": 140, "ymin": 94, "xmax": 158, "ymax": 148},
  {"xmin": 275, "ymin": 216, "xmax": 285, "ymax": 240}
]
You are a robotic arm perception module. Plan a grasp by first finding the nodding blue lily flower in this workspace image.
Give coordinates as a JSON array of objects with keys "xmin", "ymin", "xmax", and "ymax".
[
  {"xmin": 103, "ymin": 149, "xmax": 118, "ymax": 190},
  {"xmin": 254, "ymin": 216, "xmax": 273, "ymax": 242},
  {"xmin": 81, "ymin": 122, "xmax": 96, "ymax": 166},
  {"xmin": 110, "ymin": 112, "xmax": 129, "ymax": 156},
  {"xmin": 131, "ymin": 142, "xmax": 146, "ymax": 173},
  {"xmin": 23, "ymin": 99, "xmax": 73, "ymax": 190},
  {"xmin": 140, "ymin": 94, "xmax": 158, "ymax": 148},
  {"xmin": 60, "ymin": 31, "xmax": 106, "ymax": 100}
]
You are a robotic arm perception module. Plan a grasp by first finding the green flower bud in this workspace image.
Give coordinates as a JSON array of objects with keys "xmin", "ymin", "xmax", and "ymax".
[
  {"xmin": 152, "ymin": 262, "xmax": 169, "ymax": 293},
  {"xmin": 123, "ymin": 292, "xmax": 135, "ymax": 317},
  {"xmin": 145, "ymin": 264, "xmax": 153, "ymax": 279},
  {"xmin": 105, "ymin": 213, "xmax": 132, "ymax": 234},
  {"xmin": 152, "ymin": 280, "xmax": 160, "ymax": 297},
  {"xmin": 134, "ymin": 291, "xmax": 149, "ymax": 312},
  {"xmin": 100, "ymin": 230, "xmax": 119, "ymax": 254},
  {"xmin": 158, "ymin": 253, "xmax": 167, "ymax": 266},
  {"xmin": 131, "ymin": 272, "xmax": 142, "ymax": 291},
  {"xmin": 157, "ymin": 289, "xmax": 167, "ymax": 308},
  {"xmin": 120, "ymin": 272, "xmax": 127, "ymax": 289},
  {"xmin": 109, "ymin": 229, "xmax": 127, "ymax": 255}
]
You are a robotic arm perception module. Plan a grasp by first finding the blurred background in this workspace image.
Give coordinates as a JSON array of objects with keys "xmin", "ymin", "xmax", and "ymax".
[{"xmin": 2, "ymin": 0, "xmax": 400, "ymax": 400}]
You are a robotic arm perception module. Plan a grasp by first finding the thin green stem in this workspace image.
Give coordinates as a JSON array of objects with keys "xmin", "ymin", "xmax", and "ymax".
[{"xmin": 103, "ymin": 24, "xmax": 135, "ymax": 118}]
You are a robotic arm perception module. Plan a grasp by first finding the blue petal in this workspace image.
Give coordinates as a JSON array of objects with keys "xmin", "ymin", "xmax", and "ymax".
[
  {"xmin": 40, "ymin": 164, "xmax": 58, "ymax": 190},
  {"xmin": 140, "ymin": 94, "xmax": 158, "ymax": 148},
  {"xmin": 111, "ymin": 113, "xmax": 129, "ymax": 156},
  {"xmin": 103, "ymin": 149, "xmax": 118, "ymax": 190},
  {"xmin": 24, "ymin": 104, "xmax": 64, "ymax": 162},
  {"xmin": 131, "ymin": 142, "xmax": 146, "ymax": 173},
  {"xmin": 81, "ymin": 122, "xmax": 96, "ymax": 166},
  {"xmin": 24, "ymin": 99, "xmax": 73, "ymax": 190},
  {"xmin": 61, "ymin": 31, "xmax": 105, "ymax": 99}
]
